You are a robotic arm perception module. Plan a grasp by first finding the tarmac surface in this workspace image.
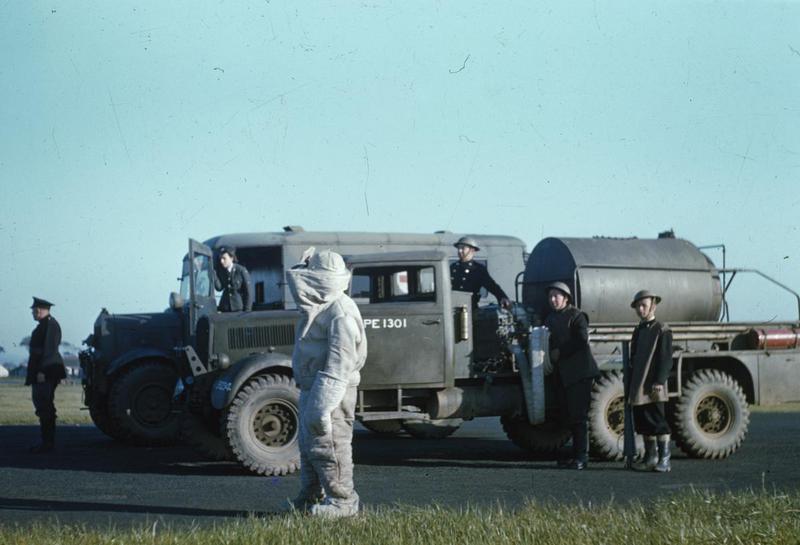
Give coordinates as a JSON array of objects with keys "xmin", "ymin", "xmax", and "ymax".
[{"xmin": 1, "ymin": 412, "xmax": 798, "ymax": 528}]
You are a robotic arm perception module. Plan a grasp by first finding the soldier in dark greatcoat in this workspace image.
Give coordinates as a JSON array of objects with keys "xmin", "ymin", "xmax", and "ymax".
[
  {"xmin": 214, "ymin": 246, "xmax": 252, "ymax": 312},
  {"xmin": 450, "ymin": 236, "xmax": 510, "ymax": 309},
  {"xmin": 25, "ymin": 297, "xmax": 67, "ymax": 453},
  {"xmin": 544, "ymin": 282, "xmax": 599, "ymax": 470},
  {"xmin": 627, "ymin": 290, "xmax": 674, "ymax": 473}
]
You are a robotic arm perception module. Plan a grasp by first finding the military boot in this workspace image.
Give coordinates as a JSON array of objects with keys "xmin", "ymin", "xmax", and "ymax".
[
  {"xmin": 633, "ymin": 436, "xmax": 657, "ymax": 471},
  {"xmin": 654, "ymin": 435, "xmax": 671, "ymax": 473},
  {"xmin": 29, "ymin": 417, "xmax": 55, "ymax": 453}
]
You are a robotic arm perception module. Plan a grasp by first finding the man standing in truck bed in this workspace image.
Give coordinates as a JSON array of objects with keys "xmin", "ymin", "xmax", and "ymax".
[
  {"xmin": 214, "ymin": 246, "xmax": 252, "ymax": 312},
  {"xmin": 450, "ymin": 236, "xmax": 511, "ymax": 309}
]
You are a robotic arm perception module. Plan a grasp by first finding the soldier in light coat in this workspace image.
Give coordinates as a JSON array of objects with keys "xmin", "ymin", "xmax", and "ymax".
[
  {"xmin": 627, "ymin": 290, "xmax": 674, "ymax": 472},
  {"xmin": 286, "ymin": 249, "xmax": 367, "ymax": 518}
]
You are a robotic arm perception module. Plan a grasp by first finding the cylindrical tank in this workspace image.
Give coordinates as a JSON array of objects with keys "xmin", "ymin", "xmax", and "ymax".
[{"xmin": 522, "ymin": 237, "xmax": 723, "ymax": 324}]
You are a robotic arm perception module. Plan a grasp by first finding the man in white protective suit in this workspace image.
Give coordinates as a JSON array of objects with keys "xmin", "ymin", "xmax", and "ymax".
[{"xmin": 286, "ymin": 248, "xmax": 367, "ymax": 518}]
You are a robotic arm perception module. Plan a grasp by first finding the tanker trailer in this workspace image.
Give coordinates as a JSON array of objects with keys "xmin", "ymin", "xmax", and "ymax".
[{"xmin": 513, "ymin": 235, "xmax": 799, "ymax": 461}]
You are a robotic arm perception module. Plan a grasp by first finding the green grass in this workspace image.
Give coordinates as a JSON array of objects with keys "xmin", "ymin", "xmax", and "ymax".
[
  {"xmin": 0, "ymin": 380, "xmax": 92, "ymax": 425},
  {"xmin": 0, "ymin": 489, "xmax": 798, "ymax": 544}
]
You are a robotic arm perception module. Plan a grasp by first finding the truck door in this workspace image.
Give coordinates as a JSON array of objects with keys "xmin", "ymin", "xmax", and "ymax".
[
  {"xmin": 350, "ymin": 262, "xmax": 449, "ymax": 388},
  {"xmin": 188, "ymin": 238, "xmax": 216, "ymax": 335}
]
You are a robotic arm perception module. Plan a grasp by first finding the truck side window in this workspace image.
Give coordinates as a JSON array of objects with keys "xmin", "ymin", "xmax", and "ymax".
[
  {"xmin": 350, "ymin": 266, "xmax": 436, "ymax": 304},
  {"xmin": 351, "ymin": 274, "xmax": 372, "ymax": 304}
]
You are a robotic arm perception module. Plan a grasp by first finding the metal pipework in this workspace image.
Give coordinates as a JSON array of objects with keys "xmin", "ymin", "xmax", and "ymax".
[{"xmin": 428, "ymin": 384, "xmax": 523, "ymax": 420}]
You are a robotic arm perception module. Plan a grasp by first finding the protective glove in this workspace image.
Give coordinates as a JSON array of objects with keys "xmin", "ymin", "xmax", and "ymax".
[{"xmin": 306, "ymin": 373, "xmax": 349, "ymax": 436}]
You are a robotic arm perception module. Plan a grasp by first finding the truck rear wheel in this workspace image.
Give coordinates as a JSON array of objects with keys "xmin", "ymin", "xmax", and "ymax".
[
  {"xmin": 588, "ymin": 371, "xmax": 643, "ymax": 460},
  {"xmin": 401, "ymin": 418, "xmax": 462, "ymax": 439},
  {"xmin": 501, "ymin": 416, "xmax": 570, "ymax": 456},
  {"xmin": 224, "ymin": 374, "xmax": 300, "ymax": 476},
  {"xmin": 361, "ymin": 419, "xmax": 403, "ymax": 435},
  {"xmin": 674, "ymin": 369, "xmax": 749, "ymax": 459},
  {"xmin": 108, "ymin": 361, "xmax": 180, "ymax": 445}
]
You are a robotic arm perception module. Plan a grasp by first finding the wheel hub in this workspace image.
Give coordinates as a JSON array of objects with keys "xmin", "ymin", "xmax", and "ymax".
[
  {"xmin": 696, "ymin": 395, "xmax": 732, "ymax": 435},
  {"xmin": 133, "ymin": 384, "xmax": 172, "ymax": 426},
  {"xmin": 606, "ymin": 396, "xmax": 625, "ymax": 435},
  {"xmin": 253, "ymin": 401, "xmax": 297, "ymax": 447}
]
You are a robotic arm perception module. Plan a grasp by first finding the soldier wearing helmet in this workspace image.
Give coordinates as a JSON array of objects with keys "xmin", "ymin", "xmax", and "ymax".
[
  {"xmin": 450, "ymin": 236, "xmax": 510, "ymax": 309},
  {"xmin": 627, "ymin": 290, "xmax": 674, "ymax": 473},
  {"xmin": 543, "ymin": 282, "xmax": 599, "ymax": 470}
]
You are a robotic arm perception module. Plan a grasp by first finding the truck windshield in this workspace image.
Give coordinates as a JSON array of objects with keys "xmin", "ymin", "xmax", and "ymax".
[{"xmin": 179, "ymin": 258, "xmax": 191, "ymax": 301}]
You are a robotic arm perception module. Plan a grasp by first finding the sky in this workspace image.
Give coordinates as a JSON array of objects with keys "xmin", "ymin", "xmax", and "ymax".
[{"xmin": 1, "ymin": 1, "xmax": 798, "ymax": 362}]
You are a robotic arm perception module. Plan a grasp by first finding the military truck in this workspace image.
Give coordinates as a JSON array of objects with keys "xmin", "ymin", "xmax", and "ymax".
[
  {"xmin": 177, "ymin": 233, "xmax": 800, "ymax": 474},
  {"xmin": 79, "ymin": 227, "xmax": 526, "ymax": 445}
]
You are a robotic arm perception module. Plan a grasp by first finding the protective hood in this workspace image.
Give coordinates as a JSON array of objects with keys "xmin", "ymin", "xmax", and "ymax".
[{"xmin": 287, "ymin": 249, "xmax": 352, "ymax": 336}]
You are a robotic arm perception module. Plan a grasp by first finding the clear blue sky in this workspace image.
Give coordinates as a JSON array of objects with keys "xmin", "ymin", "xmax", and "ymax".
[{"xmin": 1, "ymin": 1, "xmax": 798, "ymax": 361}]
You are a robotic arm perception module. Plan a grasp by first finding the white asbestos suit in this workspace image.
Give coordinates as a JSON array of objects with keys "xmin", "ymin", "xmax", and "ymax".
[{"xmin": 286, "ymin": 249, "xmax": 367, "ymax": 518}]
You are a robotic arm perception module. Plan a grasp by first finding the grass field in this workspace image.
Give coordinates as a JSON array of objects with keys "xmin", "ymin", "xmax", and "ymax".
[
  {"xmin": 0, "ymin": 380, "xmax": 91, "ymax": 425},
  {"xmin": 0, "ymin": 489, "xmax": 798, "ymax": 544},
  {"xmin": 1, "ymin": 380, "xmax": 798, "ymax": 426}
]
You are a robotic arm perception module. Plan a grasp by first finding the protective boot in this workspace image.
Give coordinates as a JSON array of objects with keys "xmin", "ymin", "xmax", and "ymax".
[
  {"xmin": 309, "ymin": 494, "xmax": 360, "ymax": 519},
  {"xmin": 633, "ymin": 436, "xmax": 658, "ymax": 471},
  {"xmin": 654, "ymin": 435, "xmax": 671, "ymax": 473}
]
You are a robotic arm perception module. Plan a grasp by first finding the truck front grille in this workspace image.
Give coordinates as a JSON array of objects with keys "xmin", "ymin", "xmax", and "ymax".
[{"xmin": 227, "ymin": 324, "xmax": 295, "ymax": 350}]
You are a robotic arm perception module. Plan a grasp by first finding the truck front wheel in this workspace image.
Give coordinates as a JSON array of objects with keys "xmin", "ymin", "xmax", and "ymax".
[
  {"xmin": 108, "ymin": 360, "xmax": 181, "ymax": 445},
  {"xmin": 88, "ymin": 396, "xmax": 126, "ymax": 440},
  {"xmin": 673, "ymin": 369, "xmax": 749, "ymax": 459},
  {"xmin": 224, "ymin": 374, "xmax": 300, "ymax": 476}
]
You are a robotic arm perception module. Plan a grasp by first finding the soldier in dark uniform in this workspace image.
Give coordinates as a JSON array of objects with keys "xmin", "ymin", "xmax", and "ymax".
[
  {"xmin": 627, "ymin": 290, "xmax": 674, "ymax": 473},
  {"xmin": 25, "ymin": 297, "xmax": 67, "ymax": 453},
  {"xmin": 214, "ymin": 246, "xmax": 252, "ymax": 312},
  {"xmin": 450, "ymin": 236, "xmax": 510, "ymax": 309},
  {"xmin": 544, "ymin": 282, "xmax": 599, "ymax": 470}
]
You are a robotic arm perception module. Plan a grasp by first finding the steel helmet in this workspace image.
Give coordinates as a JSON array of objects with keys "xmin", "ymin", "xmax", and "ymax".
[
  {"xmin": 453, "ymin": 236, "xmax": 480, "ymax": 251},
  {"xmin": 630, "ymin": 289, "xmax": 662, "ymax": 308},
  {"xmin": 546, "ymin": 282, "xmax": 572, "ymax": 301}
]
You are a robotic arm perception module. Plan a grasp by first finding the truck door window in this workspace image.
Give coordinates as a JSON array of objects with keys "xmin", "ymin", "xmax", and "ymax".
[{"xmin": 350, "ymin": 266, "xmax": 436, "ymax": 303}]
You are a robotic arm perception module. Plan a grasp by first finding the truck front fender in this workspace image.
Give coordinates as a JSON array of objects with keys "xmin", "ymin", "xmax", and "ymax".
[
  {"xmin": 107, "ymin": 348, "xmax": 175, "ymax": 376},
  {"xmin": 211, "ymin": 352, "xmax": 293, "ymax": 410}
]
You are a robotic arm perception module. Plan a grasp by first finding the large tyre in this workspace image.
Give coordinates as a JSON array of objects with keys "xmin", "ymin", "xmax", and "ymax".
[
  {"xmin": 674, "ymin": 369, "xmax": 749, "ymax": 459},
  {"xmin": 108, "ymin": 361, "xmax": 180, "ymax": 445},
  {"xmin": 588, "ymin": 371, "xmax": 643, "ymax": 461},
  {"xmin": 225, "ymin": 374, "xmax": 300, "ymax": 476},
  {"xmin": 402, "ymin": 418, "xmax": 462, "ymax": 439},
  {"xmin": 501, "ymin": 416, "xmax": 570, "ymax": 456},
  {"xmin": 88, "ymin": 397, "xmax": 126, "ymax": 440},
  {"xmin": 361, "ymin": 419, "xmax": 404, "ymax": 435}
]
